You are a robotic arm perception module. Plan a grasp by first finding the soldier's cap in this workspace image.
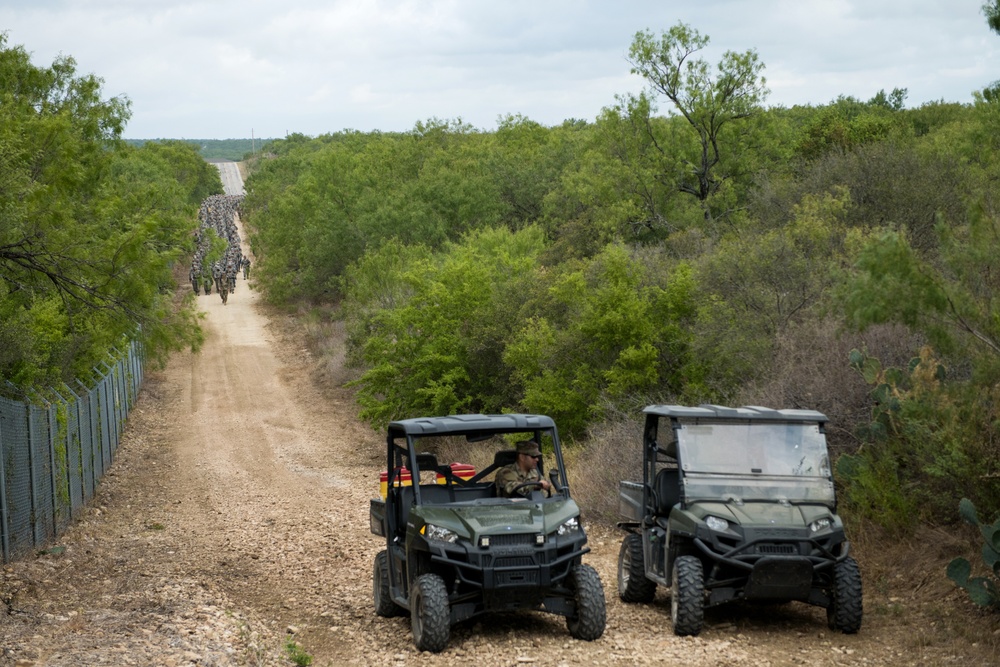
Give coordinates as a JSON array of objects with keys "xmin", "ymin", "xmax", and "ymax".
[{"xmin": 515, "ymin": 440, "xmax": 541, "ymax": 457}]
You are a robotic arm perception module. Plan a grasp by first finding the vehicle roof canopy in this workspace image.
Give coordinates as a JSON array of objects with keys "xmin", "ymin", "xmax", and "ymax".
[
  {"xmin": 387, "ymin": 413, "xmax": 557, "ymax": 439},
  {"xmin": 642, "ymin": 404, "xmax": 828, "ymax": 424}
]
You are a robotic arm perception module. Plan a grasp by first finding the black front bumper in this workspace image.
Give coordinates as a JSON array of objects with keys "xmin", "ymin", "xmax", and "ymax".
[
  {"xmin": 423, "ymin": 533, "xmax": 590, "ymax": 620},
  {"xmin": 691, "ymin": 526, "xmax": 850, "ymax": 605}
]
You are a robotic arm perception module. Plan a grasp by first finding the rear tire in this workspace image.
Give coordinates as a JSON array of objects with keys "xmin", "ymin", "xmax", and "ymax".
[
  {"xmin": 565, "ymin": 564, "xmax": 606, "ymax": 641},
  {"xmin": 410, "ymin": 573, "xmax": 450, "ymax": 652},
  {"xmin": 373, "ymin": 550, "xmax": 404, "ymax": 617},
  {"xmin": 670, "ymin": 556, "xmax": 704, "ymax": 636},
  {"xmin": 618, "ymin": 533, "xmax": 657, "ymax": 603},
  {"xmin": 827, "ymin": 556, "xmax": 863, "ymax": 634}
]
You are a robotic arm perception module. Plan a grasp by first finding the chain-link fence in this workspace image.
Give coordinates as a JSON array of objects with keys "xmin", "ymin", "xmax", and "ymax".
[{"xmin": 0, "ymin": 340, "xmax": 143, "ymax": 563}]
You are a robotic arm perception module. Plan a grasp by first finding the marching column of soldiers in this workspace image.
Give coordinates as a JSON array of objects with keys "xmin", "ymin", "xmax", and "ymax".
[{"xmin": 189, "ymin": 194, "xmax": 251, "ymax": 305}]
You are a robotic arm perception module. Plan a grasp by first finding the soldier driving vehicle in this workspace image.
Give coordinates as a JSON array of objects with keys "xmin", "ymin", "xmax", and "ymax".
[{"xmin": 370, "ymin": 413, "xmax": 606, "ymax": 653}]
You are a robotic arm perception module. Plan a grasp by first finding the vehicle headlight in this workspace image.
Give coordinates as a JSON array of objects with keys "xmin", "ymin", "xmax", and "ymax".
[
  {"xmin": 809, "ymin": 518, "xmax": 832, "ymax": 533},
  {"xmin": 422, "ymin": 523, "xmax": 459, "ymax": 544},
  {"xmin": 705, "ymin": 515, "xmax": 729, "ymax": 532},
  {"xmin": 557, "ymin": 517, "xmax": 580, "ymax": 536}
]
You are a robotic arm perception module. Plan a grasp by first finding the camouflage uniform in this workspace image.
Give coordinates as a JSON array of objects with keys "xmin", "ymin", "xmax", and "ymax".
[
  {"xmin": 225, "ymin": 260, "xmax": 237, "ymax": 294},
  {"xmin": 495, "ymin": 440, "xmax": 544, "ymax": 498},
  {"xmin": 213, "ymin": 262, "xmax": 225, "ymax": 295}
]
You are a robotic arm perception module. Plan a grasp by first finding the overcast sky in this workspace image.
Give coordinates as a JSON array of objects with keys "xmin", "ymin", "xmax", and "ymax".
[{"xmin": 2, "ymin": 0, "xmax": 997, "ymax": 140}]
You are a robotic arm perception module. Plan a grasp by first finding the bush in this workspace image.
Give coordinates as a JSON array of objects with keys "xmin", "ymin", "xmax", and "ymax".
[
  {"xmin": 947, "ymin": 498, "xmax": 1000, "ymax": 610},
  {"xmin": 567, "ymin": 412, "xmax": 644, "ymax": 525},
  {"xmin": 835, "ymin": 348, "xmax": 1000, "ymax": 531}
]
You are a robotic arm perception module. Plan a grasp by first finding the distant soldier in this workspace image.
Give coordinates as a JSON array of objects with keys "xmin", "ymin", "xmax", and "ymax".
[
  {"xmin": 189, "ymin": 265, "xmax": 200, "ymax": 295},
  {"xmin": 203, "ymin": 271, "xmax": 212, "ymax": 295},
  {"xmin": 213, "ymin": 261, "xmax": 225, "ymax": 295},
  {"xmin": 242, "ymin": 257, "xmax": 251, "ymax": 280},
  {"xmin": 225, "ymin": 260, "xmax": 237, "ymax": 294}
]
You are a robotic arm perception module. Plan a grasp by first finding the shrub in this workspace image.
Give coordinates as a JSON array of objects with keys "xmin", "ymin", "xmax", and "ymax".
[{"xmin": 947, "ymin": 498, "xmax": 1000, "ymax": 610}]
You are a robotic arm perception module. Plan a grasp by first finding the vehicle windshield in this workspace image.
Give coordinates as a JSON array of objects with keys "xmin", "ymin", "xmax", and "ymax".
[
  {"xmin": 389, "ymin": 430, "xmax": 566, "ymax": 505},
  {"xmin": 676, "ymin": 422, "xmax": 834, "ymax": 505}
]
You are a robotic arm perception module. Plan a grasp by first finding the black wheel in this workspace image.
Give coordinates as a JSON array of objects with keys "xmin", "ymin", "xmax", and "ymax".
[
  {"xmin": 566, "ymin": 564, "xmax": 606, "ymax": 641},
  {"xmin": 670, "ymin": 555, "xmax": 704, "ymax": 636},
  {"xmin": 410, "ymin": 573, "xmax": 450, "ymax": 652},
  {"xmin": 373, "ymin": 550, "xmax": 404, "ymax": 617},
  {"xmin": 618, "ymin": 533, "xmax": 656, "ymax": 603},
  {"xmin": 827, "ymin": 556, "xmax": 863, "ymax": 634}
]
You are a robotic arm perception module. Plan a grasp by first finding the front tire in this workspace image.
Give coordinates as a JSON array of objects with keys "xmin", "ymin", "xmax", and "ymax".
[
  {"xmin": 410, "ymin": 573, "xmax": 450, "ymax": 652},
  {"xmin": 373, "ymin": 550, "xmax": 404, "ymax": 617},
  {"xmin": 618, "ymin": 533, "xmax": 656, "ymax": 603},
  {"xmin": 670, "ymin": 555, "xmax": 704, "ymax": 636},
  {"xmin": 827, "ymin": 556, "xmax": 863, "ymax": 634},
  {"xmin": 566, "ymin": 564, "xmax": 606, "ymax": 641}
]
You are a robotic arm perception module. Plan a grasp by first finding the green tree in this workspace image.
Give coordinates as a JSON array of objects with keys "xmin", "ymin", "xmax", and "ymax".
[
  {"xmin": 692, "ymin": 188, "xmax": 854, "ymax": 395},
  {"xmin": 626, "ymin": 23, "xmax": 768, "ymax": 221},
  {"xmin": 505, "ymin": 243, "xmax": 698, "ymax": 435},
  {"xmin": 838, "ymin": 208, "xmax": 1000, "ymax": 363},
  {"xmin": 868, "ymin": 87, "xmax": 908, "ymax": 111},
  {"xmin": 538, "ymin": 99, "xmax": 689, "ymax": 258},
  {"xmin": 0, "ymin": 35, "xmax": 203, "ymax": 386},
  {"xmin": 244, "ymin": 122, "xmax": 509, "ymax": 304},
  {"xmin": 347, "ymin": 226, "xmax": 545, "ymax": 428},
  {"xmin": 985, "ymin": 1, "xmax": 1000, "ymax": 34},
  {"xmin": 795, "ymin": 96, "xmax": 909, "ymax": 160}
]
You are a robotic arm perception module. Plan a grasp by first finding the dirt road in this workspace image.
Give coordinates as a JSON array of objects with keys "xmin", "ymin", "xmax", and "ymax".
[{"xmin": 2, "ymin": 173, "xmax": 996, "ymax": 665}]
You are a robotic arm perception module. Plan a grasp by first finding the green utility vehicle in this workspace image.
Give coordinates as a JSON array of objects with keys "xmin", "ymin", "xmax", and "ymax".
[
  {"xmin": 617, "ymin": 405, "xmax": 862, "ymax": 636},
  {"xmin": 370, "ymin": 414, "xmax": 606, "ymax": 652}
]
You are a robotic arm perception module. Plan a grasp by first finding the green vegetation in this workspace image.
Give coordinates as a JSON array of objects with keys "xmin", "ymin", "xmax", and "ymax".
[
  {"xmin": 947, "ymin": 498, "xmax": 1000, "ymax": 608},
  {"xmin": 0, "ymin": 34, "xmax": 217, "ymax": 391},
  {"xmin": 283, "ymin": 637, "xmax": 312, "ymax": 667},
  {"xmin": 7, "ymin": 7, "xmax": 1000, "ymax": 543},
  {"xmin": 240, "ymin": 16, "xmax": 1000, "ymax": 534}
]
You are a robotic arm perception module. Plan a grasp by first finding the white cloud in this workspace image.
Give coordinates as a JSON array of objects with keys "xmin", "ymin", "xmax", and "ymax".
[{"xmin": 0, "ymin": 0, "xmax": 995, "ymax": 138}]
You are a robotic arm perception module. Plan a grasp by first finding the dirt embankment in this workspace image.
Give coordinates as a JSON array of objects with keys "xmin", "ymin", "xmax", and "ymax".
[{"xmin": 2, "ymin": 208, "xmax": 999, "ymax": 666}]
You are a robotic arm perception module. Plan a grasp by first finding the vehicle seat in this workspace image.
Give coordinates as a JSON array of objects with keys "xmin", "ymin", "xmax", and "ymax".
[
  {"xmin": 492, "ymin": 450, "xmax": 518, "ymax": 468},
  {"xmin": 655, "ymin": 468, "xmax": 680, "ymax": 515},
  {"xmin": 415, "ymin": 452, "xmax": 439, "ymax": 473}
]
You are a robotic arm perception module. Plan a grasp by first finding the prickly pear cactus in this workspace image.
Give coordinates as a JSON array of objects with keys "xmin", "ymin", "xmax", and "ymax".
[{"xmin": 946, "ymin": 498, "xmax": 1000, "ymax": 609}]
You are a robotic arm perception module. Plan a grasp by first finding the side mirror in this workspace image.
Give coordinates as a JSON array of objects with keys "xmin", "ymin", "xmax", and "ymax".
[{"xmin": 549, "ymin": 468, "xmax": 563, "ymax": 493}]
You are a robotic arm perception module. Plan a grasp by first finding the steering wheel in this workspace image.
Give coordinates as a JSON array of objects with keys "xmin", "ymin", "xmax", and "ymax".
[{"xmin": 510, "ymin": 481, "xmax": 550, "ymax": 498}]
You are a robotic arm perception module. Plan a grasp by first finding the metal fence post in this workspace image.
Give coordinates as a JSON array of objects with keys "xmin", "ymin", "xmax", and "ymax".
[
  {"xmin": 1, "ymin": 339, "xmax": 144, "ymax": 562},
  {"xmin": 0, "ymin": 400, "xmax": 9, "ymax": 562}
]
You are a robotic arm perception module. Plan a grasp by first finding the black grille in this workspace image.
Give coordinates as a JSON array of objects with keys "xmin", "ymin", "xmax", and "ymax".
[
  {"xmin": 498, "ymin": 570, "xmax": 538, "ymax": 585},
  {"xmin": 488, "ymin": 533, "xmax": 536, "ymax": 547},
  {"xmin": 495, "ymin": 557, "xmax": 534, "ymax": 568},
  {"xmin": 758, "ymin": 544, "xmax": 797, "ymax": 555}
]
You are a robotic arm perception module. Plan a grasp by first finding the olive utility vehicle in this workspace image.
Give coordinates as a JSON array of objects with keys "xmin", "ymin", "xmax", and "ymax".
[
  {"xmin": 370, "ymin": 414, "xmax": 606, "ymax": 652},
  {"xmin": 617, "ymin": 405, "xmax": 862, "ymax": 636}
]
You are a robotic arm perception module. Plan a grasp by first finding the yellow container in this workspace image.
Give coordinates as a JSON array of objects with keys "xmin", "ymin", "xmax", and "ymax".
[
  {"xmin": 379, "ymin": 463, "xmax": 476, "ymax": 499},
  {"xmin": 379, "ymin": 468, "xmax": 412, "ymax": 499},
  {"xmin": 437, "ymin": 463, "xmax": 476, "ymax": 485}
]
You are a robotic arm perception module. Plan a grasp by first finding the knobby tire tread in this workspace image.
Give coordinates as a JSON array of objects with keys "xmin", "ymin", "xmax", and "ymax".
[
  {"xmin": 411, "ymin": 573, "xmax": 450, "ymax": 652},
  {"xmin": 566, "ymin": 564, "xmax": 607, "ymax": 641},
  {"xmin": 671, "ymin": 555, "xmax": 704, "ymax": 637},
  {"xmin": 373, "ymin": 550, "xmax": 403, "ymax": 617},
  {"xmin": 828, "ymin": 556, "xmax": 863, "ymax": 634},
  {"xmin": 618, "ymin": 533, "xmax": 657, "ymax": 603}
]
